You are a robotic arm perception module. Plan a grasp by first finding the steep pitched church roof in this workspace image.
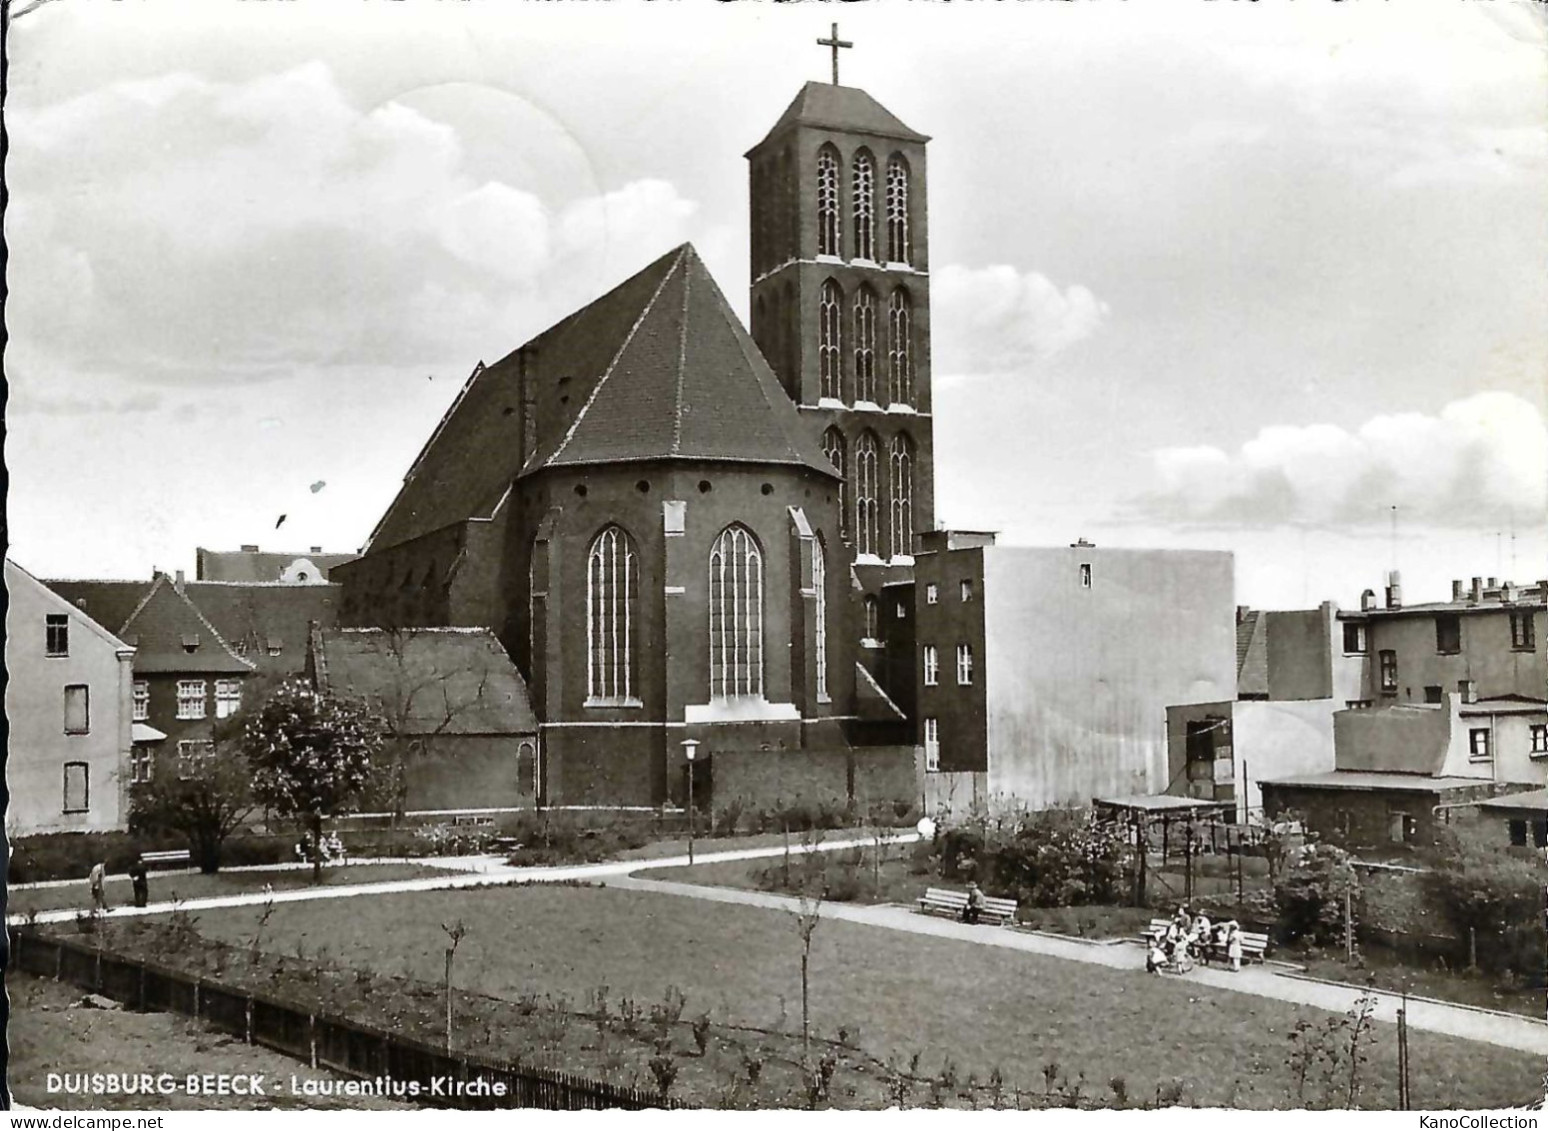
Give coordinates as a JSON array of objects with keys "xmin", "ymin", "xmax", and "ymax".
[
  {"xmin": 753, "ymin": 82, "xmax": 929, "ymax": 149},
  {"xmin": 530, "ymin": 244, "xmax": 841, "ymax": 478},
  {"xmin": 367, "ymin": 243, "xmax": 838, "ymax": 553}
]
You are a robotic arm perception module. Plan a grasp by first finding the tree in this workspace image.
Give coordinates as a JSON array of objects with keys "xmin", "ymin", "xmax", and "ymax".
[
  {"xmin": 791, "ymin": 887, "xmax": 824, "ymax": 1067},
  {"xmin": 129, "ymin": 738, "xmax": 255, "ymax": 874},
  {"xmin": 243, "ymin": 679, "xmax": 386, "ymax": 882}
]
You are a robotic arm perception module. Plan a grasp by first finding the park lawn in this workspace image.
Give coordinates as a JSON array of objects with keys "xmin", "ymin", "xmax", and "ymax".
[
  {"xmin": 168, "ymin": 883, "xmax": 1537, "ymax": 1109},
  {"xmin": 6, "ymin": 862, "xmax": 460, "ymax": 917},
  {"xmin": 1289, "ymin": 945, "xmax": 1543, "ymax": 1021},
  {"xmin": 6, "ymin": 973, "xmax": 409, "ymax": 1111}
]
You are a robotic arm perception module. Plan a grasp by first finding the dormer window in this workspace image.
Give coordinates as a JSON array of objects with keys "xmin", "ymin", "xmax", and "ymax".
[{"xmin": 181, "ymin": 633, "xmax": 200, "ymax": 654}]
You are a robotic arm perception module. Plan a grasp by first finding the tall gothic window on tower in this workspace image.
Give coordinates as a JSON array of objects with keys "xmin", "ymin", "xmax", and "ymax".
[
  {"xmin": 587, "ymin": 525, "xmax": 638, "ymax": 704},
  {"xmin": 813, "ymin": 539, "xmax": 829, "ymax": 701},
  {"xmin": 819, "ymin": 280, "xmax": 843, "ymax": 401},
  {"xmin": 889, "ymin": 435, "xmax": 914, "ymax": 560},
  {"xmin": 822, "ymin": 428, "xmax": 848, "ymax": 539},
  {"xmin": 888, "ymin": 288, "xmax": 913, "ymax": 407},
  {"xmin": 709, "ymin": 525, "xmax": 764, "ymax": 699},
  {"xmin": 886, "ymin": 156, "xmax": 911, "ymax": 265},
  {"xmin": 853, "ymin": 150, "xmax": 876, "ymax": 262},
  {"xmin": 854, "ymin": 431, "xmax": 881, "ymax": 558},
  {"xmin": 853, "ymin": 286, "xmax": 878, "ymax": 405},
  {"xmin": 817, "ymin": 146, "xmax": 840, "ymax": 257}
]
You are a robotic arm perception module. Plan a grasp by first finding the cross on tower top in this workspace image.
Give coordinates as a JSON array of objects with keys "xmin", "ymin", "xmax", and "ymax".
[{"xmin": 816, "ymin": 23, "xmax": 853, "ymax": 86}]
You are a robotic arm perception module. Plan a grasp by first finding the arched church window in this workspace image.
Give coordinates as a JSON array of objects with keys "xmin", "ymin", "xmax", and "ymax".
[
  {"xmin": 854, "ymin": 431, "xmax": 881, "ymax": 558},
  {"xmin": 886, "ymin": 156, "xmax": 911, "ymax": 265},
  {"xmin": 587, "ymin": 525, "xmax": 638, "ymax": 703},
  {"xmin": 853, "ymin": 286, "xmax": 878, "ymax": 405},
  {"xmin": 817, "ymin": 146, "xmax": 841, "ymax": 257},
  {"xmin": 813, "ymin": 538, "xmax": 829, "ymax": 701},
  {"xmin": 822, "ymin": 428, "xmax": 848, "ymax": 539},
  {"xmin": 887, "ymin": 288, "xmax": 912, "ymax": 407},
  {"xmin": 819, "ymin": 280, "xmax": 843, "ymax": 402},
  {"xmin": 889, "ymin": 435, "xmax": 914, "ymax": 560},
  {"xmin": 853, "ymin": 150, "xmax": 876, "ymax": 262},
  {"xmin": 863, "ymin": 595, "xmax": 880, "ymax": 643},
  {"xmin": 709, "ymin": 525, "xmax": 764, "ymax": 699}
]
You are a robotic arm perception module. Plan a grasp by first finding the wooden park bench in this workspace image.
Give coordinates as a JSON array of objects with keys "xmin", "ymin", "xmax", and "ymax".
[
  {"xmin": 1140, "ymin": 917, "xmax": 1269, "ymax": 965},
  {"xmin": 916, "ymin": 887, "xmax": 1019, "ymax": 927},
  {"xmin": 490, "ymin": 836, "xmax": 523, "ymax": 854},
  {"xmin": 139, "ymin": 849, "xmax": 192, "ymax": 870}
]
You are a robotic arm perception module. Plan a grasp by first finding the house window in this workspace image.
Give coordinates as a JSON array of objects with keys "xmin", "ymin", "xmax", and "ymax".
[
  {"xmin": 1423, "ymin": 686, "xmax": 1443, "ymax": 705},
  {"xmin": 1345, "ymin": 699, "xmax": 1373, "ymax": 710},
  {"xmin": 1511, "ymin": 612, "xmax": 1536, "ymax": 651},
  {"xmin": 854, "ymin": 431, "xmax": 881, "ymax": 557},
  {"xmin": 1379, "ymin": 650, "xmax": 1397, "ymax": 693},
  {"xmin": 130, "ymin": 747, "xmax": 155, "ymax": 784},
  {"xmin": 822, "ymin": 428, "xmax": 848, "ymax": 538},
  {"xmin": 925, "ymin": 584, "xmax": 939, "ymax": 605},
  {"xmin": 895, "ymin": 601, "xmax": 907, "ymax": 619},
  {"xmin": 1342, "ymin": 623, "xmax": 1367, "ymax": 655},
  {"xmin": 1079, "ymin": 563, "xmax": 1092, "ymax": 589},
  {"xmin": 177, "ymin": 740, "xmax": 216, "ymax": 780},
  {"xmin": 133, "ymin": 680, "xmax": 149, "ymax": 722},
  {"xmin": 819, "ymin": 280, "xmax": 843, "ymax": 401},
  {"xmin": 923, "ymin": 717, "xmax": 939, "ymax": 772},
  {"xmin": 956, "ymin": 644, "xmax": 974, "ymax": 686},
  {"xmin": 266, "ymin": 639, "xmax": 283, "ymax": 657},
  {"xmin": 46, "ymin": 614, "xmax": 69, "ymax": 657},
  {"xmin": 1469, "ymin": 728, "xmax": 1492, "ymax": 760},
  {"xmin": 887, "ymin": 289, "xmax": 912, "ymax": 406},
  {"xmin": 177, "ymin": 679, "xmax": 207, "ymax": 720},
  {"xmin": 923, "ymin": 645, "xmax": 939, "ymax": 687},
  {"xmin": 885, "ymin": 156, "xmax": 910, "ymax": 265},
  {"xmin": 816, "ymin": 145, "xmax": 840, "ymax": 257},
  {"xmin": 587, "ymin": 525, "xmax": 639, "ymax": 705},
  {"xmin": 863, "ymin": 596, "xmax": 880, "ymax": 643},
  {"xmin": 181, "ymin": 633, "xmax": 200, "ymax": 654},
  {"xmin": 1185, "ymin": 720, "xmax": 1215, "ymax": 764},
  {"xmin": 813, "ymin": 541, "xmax": 829, "ymax": 702},
  {"xmin": 1510, "ymin": 819, "xmax": 1528, "ymax": 848},
  {"xmin": 64, "ymin": 685, "xmax": 90, "ymax": 735},
  {"xmin": 215, "ymin": 679, "xmax": 243, "ymax": 719},
  {"xmin": 959, "ymin": 580, "xmax": 974, "ymax": 602},
  {"xmin": 889, "ymin": 435, "xmax": 913, "ymax": 559},
  {"xmin": 852, "ymin": 287, "xmax": 878, "ymax": 404},
  {"xmin": 708, "ymin": 525, "xmax": 764, "ymax": 699},
  {"xmin": 852, "ymin": 149, "xmax": 876, "ymax": 261},
  {"xmin": 63, "ymin": 762, "xmax": 89, "ymax": 813},
  {"xmin": 1387, "ymin": 812, "xmax": 1414, "ymax": 845},
  {"xmin": 1530, "ymin": 724, "xmax": 1547, "ymax": 754},
  {"xmin": 1435, "ymin": 614, "xmax": 1461, "ymax": 655}
]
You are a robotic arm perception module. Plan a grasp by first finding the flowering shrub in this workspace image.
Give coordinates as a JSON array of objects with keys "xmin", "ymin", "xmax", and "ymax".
[
  {"xmin": 937, "ymin": 808, "xmax": 1135, "ymax": 908},
  {"xmin": 413, "ymin": 823, "xmax": 495, "ymax": 857},
  {"xmin": 1273, "ymin": 842, "xmax": 1359, "ymax": 946}
]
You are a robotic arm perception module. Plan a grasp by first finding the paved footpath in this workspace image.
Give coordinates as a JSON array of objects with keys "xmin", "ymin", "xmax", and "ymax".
[{"xmin": 12, "ymin": 836, "xmax": 1547, "ymax": 1058}]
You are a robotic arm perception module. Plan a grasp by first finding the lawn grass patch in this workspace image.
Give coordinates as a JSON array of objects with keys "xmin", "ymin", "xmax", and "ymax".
[{"xmin": 164, "ymin": 883, "xmax": 1539, "ymax": 1109}]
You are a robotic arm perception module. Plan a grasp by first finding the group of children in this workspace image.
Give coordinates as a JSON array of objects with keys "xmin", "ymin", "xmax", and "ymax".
[{"xmin": 1146, "ymin": 905, "xmax": 1244, "ymax": 974}]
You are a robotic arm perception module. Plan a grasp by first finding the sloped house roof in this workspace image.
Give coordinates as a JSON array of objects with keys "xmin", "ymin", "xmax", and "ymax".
[
  {"xmin": 99, "ymin": 576, "xmax": 253, "ymax": 675},
  {"xmin": 47, "ymin": 577, "xmax": 338, "ymax": 676},
  {"xmin": 310, "ymin": 626, "xmax": 537, "ymax": 736},
  {"xmin": 365, "ymin": 243, "xmax": 839, "ymax": 553}
]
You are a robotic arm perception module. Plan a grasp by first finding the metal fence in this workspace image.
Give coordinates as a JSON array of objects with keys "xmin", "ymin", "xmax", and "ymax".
[{"xmin": 9, "ymin": 928, "xmax": 685, "ymax": 1111}]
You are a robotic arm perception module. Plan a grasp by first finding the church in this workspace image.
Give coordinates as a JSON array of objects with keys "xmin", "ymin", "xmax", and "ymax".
[{"xmin": 333, "ymin": 60, "xmax": 933, "ymax": 811}]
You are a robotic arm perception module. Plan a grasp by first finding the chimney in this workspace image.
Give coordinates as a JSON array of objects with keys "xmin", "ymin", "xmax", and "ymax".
[
  {"xmin": 1360, "ymin": 589, "xmax": 1377, "ymax": 612},
  {"xmin": 174, "ymin": 570, "xmax": 185, "ymax": 594},
  {"xmin": 1471, "ymin": 577, "xmax": 1484, "ymax": 603},
  {"xmin": 1503, "ymin": 582, "xmax": 1518, "ymax": 603},
  {"xmin": 1486, "ymin": 576, "xmax": 1499, "ymax": 591},
  {"xmin": 1458, "ymin": 679, "xmax": 1476, "ymax": 705},
  {"xmin": 241, "ymin": 544, "xmax": 260, "ymax": 553},
  {"xmin": 1236, "ymin": 605, "xmax": 1250, "ymax": 625},
  {"xmin": 1385, "ymin": 569, "xmax": 1402, "ymax": 610},
  {"xmin": 1451, "ymin": 579, "xmax": 1466, "ymax": 602}
]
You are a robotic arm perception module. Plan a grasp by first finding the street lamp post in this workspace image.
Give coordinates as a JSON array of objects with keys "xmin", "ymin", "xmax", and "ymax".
[{"xmin": 682, "ymin": 739, "xmax": 700, "ymax": 865}]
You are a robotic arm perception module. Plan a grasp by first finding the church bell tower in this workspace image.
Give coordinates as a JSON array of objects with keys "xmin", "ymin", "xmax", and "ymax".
[{"xmin": 746, "ymin": 32, "xmax": 935, "ymax": 594}]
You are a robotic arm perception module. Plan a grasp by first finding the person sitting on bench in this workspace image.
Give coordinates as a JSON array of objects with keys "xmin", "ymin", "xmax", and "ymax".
[
  {"xmin": 1193, "ymin": 912, "xmax": 1212, "ymax": 965},
  {"xmin": 961, "ymin": 881, "xmax": 987, "ymax": 925},
  {"xmin": 1146, "ymin": 932, "xmax": 1166, "ymax": 974}
]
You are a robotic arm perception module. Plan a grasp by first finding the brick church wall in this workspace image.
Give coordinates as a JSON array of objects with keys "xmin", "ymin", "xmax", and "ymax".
[{"xmin": 709, "ymin": 745, "xmax": 918, "ymax": 814}]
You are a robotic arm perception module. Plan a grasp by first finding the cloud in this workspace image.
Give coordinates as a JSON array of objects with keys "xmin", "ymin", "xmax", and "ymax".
[
  {"xmin": 7, "ymin": 390, "xmax": 164, "ymax": 417},
  {"xmin": 6, "ymin": 62, "xmax": 706, "ymax": 385},
  {"xmin": 1134, "ymin": 391, "xmax": 1547, "ymax": 529},
  {"xmin": 932, "ymin": 264, "xmax": 1109, "ymax": 378}
]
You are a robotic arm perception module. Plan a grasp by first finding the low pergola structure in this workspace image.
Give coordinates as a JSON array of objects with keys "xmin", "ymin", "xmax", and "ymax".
[{"xmin": 1093, "ymin": 794, "xmax": 1236, "ymax": 906}]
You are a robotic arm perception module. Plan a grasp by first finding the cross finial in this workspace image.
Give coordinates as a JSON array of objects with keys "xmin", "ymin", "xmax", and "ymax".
[{"xmin": 817, "ymin": 22, "xmax": 853, "ymax": 86}]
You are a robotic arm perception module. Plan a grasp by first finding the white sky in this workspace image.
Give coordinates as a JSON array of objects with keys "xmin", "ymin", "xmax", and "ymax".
[{"xmin": 6, "ymin": 0, "xmax": 1545, "ymax": 609}]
